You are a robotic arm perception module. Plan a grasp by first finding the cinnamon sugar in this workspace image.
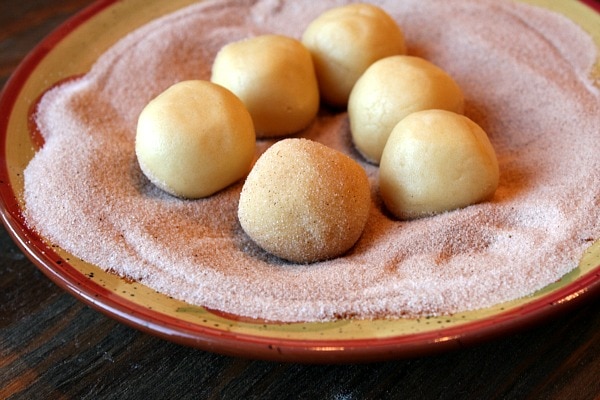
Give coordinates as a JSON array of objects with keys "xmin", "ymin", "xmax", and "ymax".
[{"xmin": 24, "ymin": 0, "xmax": 600, "ymax": 322}]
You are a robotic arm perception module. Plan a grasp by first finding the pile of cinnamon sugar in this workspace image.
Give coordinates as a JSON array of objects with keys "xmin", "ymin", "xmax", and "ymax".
[{"xmin": 24, "ymin": 0, "xmax": 600, "ymax": 322}]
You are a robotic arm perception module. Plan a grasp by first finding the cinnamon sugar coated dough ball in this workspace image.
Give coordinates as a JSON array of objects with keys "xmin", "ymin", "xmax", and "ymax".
[
  {"xmin": 379, "ymin": 110, "xmax": 499, "ymax": 220},
  {"xmin": 135, "ymin": 80, "xmax": 255, "ymax": 199},
  {"xmin": 349, "ymin": 55, "xmax": 465, "ymax": 164},
  {"xmin": 238, "ymin": 138, "xmax": 371, "ymax": 263},
  {"xmin": 211, "ymin": 34, "xmax": 319, "ymax": 138},
  {"xmin": 301, "ymin": 3, "xmax": 406, "ymax": 107}
]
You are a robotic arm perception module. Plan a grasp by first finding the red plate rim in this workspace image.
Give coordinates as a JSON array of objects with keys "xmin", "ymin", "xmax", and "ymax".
[
  {"xmin": 1, "ymin": 0, "xmax": 599, "ymax": 363},
  {"xmin": 581, "ymin": 0, "xmax": 600, "ymax": 12}
]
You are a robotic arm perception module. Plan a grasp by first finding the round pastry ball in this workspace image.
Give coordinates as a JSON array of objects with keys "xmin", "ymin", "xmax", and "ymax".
[
  {"xmin": 348, "ymin": 55, "xmax": 465, "ymax": 165},
  {"xmin": 211, "ymin": 34, "xmax": 319, "ymax": 138},
  {"xmin": 136, "ymin": 80, "xmax": 255, "ymax": 199},
  {"xmin": 302, "ymin": 3, "xmax": 406, "ymax": 107},
  {"xmin": 238, "ymin": 138, "xmax": 371, "ymax": 263},
  {"xmin": 379, "ymin": 109, "xmax": 500, "ymax": 220}
]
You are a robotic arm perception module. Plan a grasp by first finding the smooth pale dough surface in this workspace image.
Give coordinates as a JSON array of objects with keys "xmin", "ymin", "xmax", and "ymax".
[
  {"xmin": 301, "ymin": 3, "xmax": 406, "ymax": 107},
  {"xmin": 211, "ymin": 34, "xmax": 319, "ymax": 138},
  {"xmin": 380, "ymin": 109, "xmax": 500, "ymax": 220},
  {"xmin": 238, "ymin": 138, "xmax": 371, "ymax": 263},
  {"xmin": 349, "ymin": 55, "xmax": 465, "ymax": 164},
  {"xmin": 135, "ymin": 80, "xmax": 255, "ymax": 199}
]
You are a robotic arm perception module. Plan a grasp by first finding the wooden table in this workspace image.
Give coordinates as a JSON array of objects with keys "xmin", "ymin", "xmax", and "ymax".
[{"xmin": 1, "ymin": 1, "xmax": 600, "ymax": 398}]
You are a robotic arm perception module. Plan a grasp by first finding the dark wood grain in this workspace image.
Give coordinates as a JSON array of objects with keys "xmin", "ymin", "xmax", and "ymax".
[{"xmin": 1, "ymin": 1, "xmax": 600, "ymax": 399}]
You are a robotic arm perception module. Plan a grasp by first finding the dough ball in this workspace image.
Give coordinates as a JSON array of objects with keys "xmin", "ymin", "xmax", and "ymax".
[
  {"xmin": 348, "ymin": 55, "xmax": 465, "ymax": 164},
  {"xmin": 211, "ymin": 34, "xmax": 319, "ymax": 138},
  {"xmin": 136, "ymin": 80, "xmax": 255, "ymax": 199},
  {"xmin": 379, "ymin": 109, "xmax": 499, "ymax": 220},
  {"xmin": 302, "ymin": 3, "xmax": 406, "ymax": 107},
  {"xmin": 238, "ymin": 138, "xmax": 371, "ymax": 263}
]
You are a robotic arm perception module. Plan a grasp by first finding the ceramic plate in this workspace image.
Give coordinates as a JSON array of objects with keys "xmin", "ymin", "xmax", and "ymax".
[{"xmin": 1, "ymin": 0, "xmax": 599, "ymax": 363}]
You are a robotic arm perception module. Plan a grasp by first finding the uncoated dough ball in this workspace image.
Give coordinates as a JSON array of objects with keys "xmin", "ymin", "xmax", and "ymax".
[
  {"xmin": 211, "ymin": 34, "xmax": 319, "ymax": 138},
  {"xmin": 348, "ymin": 55, "xmax": 465, "ymax": 165},
  {"xmin": 302, "ymin": 3, "xmax": 406, "ymax": 107},
  {"xmin": 379, "ymin": 109, "xmax": 499, "ymax": 220},
  {"xmin": 136, "ymin": 80, "xmax": 255, "ymax": 199},
  {"xmin": 238, "ymin": 138, "xmax": 371, "ymax": 263}
]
